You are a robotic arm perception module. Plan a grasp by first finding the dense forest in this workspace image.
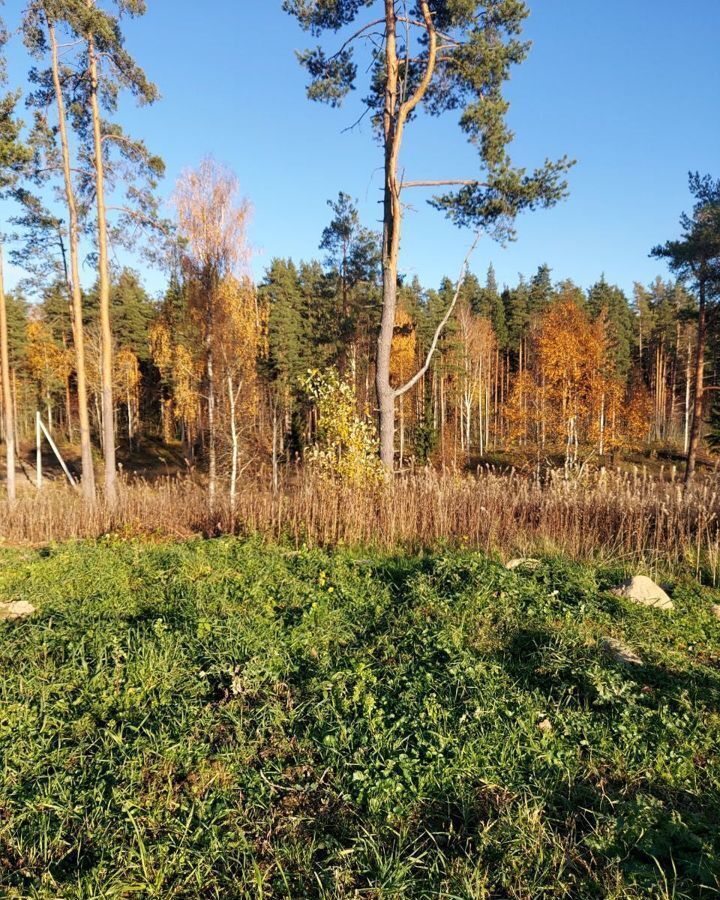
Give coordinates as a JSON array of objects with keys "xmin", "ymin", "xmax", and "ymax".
[{"xmin": 2, "ymin": 219, "xmax": 716, "ymax": 476}]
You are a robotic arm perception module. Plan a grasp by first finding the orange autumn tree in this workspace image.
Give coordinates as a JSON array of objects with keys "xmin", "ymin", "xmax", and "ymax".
[
  {"xmin": 216, "ymin": 274, "xmax": 262, "ymax": 511},
  {"xmin": 149, "ymin": 318, "xmax": 174, "ymax": 443},
  {"xmin": 25, "ymin": 318, "xmax": 72, "ymax": 434},
  {"xmin": 504, "ymin": 292, "xmax": 604, "ymax": 463},
  {"xmin": 536, "ymin": 293, "xmax": 605, "ymax": 464},
  {"xmin": 389, "ymin": 303, "xmax": 416, "ymax": 464}
]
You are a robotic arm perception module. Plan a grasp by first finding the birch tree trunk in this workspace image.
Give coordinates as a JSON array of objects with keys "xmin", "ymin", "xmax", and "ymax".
[
  {"xmin": 228, "ymin": 374, "xmax": 238, "ymax": 516},
  {"xmin": 206, "ymin": 319, "xmax": 216, "ymax": 507}
]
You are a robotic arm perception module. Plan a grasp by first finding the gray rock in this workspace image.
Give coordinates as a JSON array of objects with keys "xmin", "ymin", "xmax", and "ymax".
[
  {"xmin": 0, "ymin": 600, "xmax": 36, "ymax": 621},
  {"xmin": 603, "ymin": 636, "xmax": 644, "ymax": 666},
  {"xmin": 506, "ymin": 557, "xmax": 540, "ymax": 571},
  {"xmin": 611, "ymin": 575, "xmax": 674, "ymax": 610}
]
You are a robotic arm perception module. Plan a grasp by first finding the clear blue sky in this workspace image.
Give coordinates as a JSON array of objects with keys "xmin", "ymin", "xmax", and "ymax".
[{"xmin": 3, "ymin": 1, "xmax": 719, "ymax": 298}]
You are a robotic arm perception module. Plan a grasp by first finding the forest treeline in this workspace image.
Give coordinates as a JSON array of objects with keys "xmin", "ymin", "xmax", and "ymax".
[
  {"xmin": 2, "ymin": 204, "xmax": 715, "ymax": 475},
  {"xmin": 0, "ymin": 1, "xmax": 718, "ymax": 510}
]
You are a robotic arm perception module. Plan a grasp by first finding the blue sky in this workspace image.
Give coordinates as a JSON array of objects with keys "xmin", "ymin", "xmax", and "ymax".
[{"xmin": 3, "ymin": 1, "xmax": 719, "ymax": 299}]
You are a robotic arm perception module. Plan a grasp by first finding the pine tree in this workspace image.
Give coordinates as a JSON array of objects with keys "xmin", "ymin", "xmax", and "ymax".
[
  {"xmin": 21, "ymin": 1, "xmax": 98, "ymax": 499},
  {"xmin": 652, "ymin": 173, "xmax": 720, "ymax": 482},
  {"xmin": 0, "ymin": 25, "xmax": 32, "ymax": 502},
  {"xmin": 285, "ymin": 0, "xmax": 573, "ymax": 469}
]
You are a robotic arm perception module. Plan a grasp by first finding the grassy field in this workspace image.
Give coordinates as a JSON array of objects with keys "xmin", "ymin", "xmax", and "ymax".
[{"xmin": 1, "ymin": 538, "xmax": 720, "ymax": 898}]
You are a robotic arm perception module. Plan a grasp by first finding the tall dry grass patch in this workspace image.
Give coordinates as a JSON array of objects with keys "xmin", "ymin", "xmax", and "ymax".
[{"xmin": 1, "ymin": 467, "xmax": 718, "ymax": 577}]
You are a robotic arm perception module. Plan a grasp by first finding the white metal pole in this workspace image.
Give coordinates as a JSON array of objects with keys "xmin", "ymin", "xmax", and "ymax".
[
  {"xmin": 39, "ymin": 417, "xmax": 77, "ymax": 487},
  {"xmin": 35, "ymin": 410, "xmax": 42, "ymax": 490}
]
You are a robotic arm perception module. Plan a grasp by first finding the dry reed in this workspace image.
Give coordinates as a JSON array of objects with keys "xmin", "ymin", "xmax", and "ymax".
[{"xmin": 1, "ymin": 465, "xmax": 718, "ymax": 577}]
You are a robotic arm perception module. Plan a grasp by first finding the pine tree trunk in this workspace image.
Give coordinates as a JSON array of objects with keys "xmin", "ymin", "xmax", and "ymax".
[
  {"xmin": 375, "ymin": 2, "xmax": 400, "ymax": 472},
  {"xmin": 48, "ymin": 21, "xmax": 95, "ymax": 500},
  {"xmin": 0, "ymin": 248, "xmax": 16, "ymax": 503},
  {"xmin": 12, "ymin": 368, "xmax": 19, "ymax": 450},
  {"xmin": 271, "ymin": 400, "xmax": 279, "ymax": 494},
  {"xmin": 685, "ymin": 279, "xmax": 707, "ymax": 484},
  {"xmin": 684, "ymin": 341, "xmax": 691, "ymax": 455},
  {"xmin": 376, "ymin": 0, "xmax": 437, "ymax": 471},
  {"xmin": 88, "ymin": 32, "xmax": 117, "ymax": 504}
]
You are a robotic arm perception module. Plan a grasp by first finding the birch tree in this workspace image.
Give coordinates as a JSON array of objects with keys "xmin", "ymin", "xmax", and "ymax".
[{"xmin": 173, "ymin": 159, "xmax": 251, "ymax": 506}]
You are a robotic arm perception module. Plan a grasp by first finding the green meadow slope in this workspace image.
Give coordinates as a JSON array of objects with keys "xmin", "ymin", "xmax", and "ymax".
[{"xmin": 1, "ymin": 539, "xmax": 719, "ymax": 898}]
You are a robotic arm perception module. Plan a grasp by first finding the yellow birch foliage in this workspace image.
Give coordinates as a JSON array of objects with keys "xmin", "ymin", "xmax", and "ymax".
[
  {"xmin": 26, "ymin": 319, "xmax": 72, "ymax": 399},
  {"xmin": 217, "ymin": 275, "xmax": 260, "ymax": 416},
  {"xmin": 536, "ymin": 296, "xmax": 604, "ymax": 446},
  {"xmin": 173, "ymin": 344, "xmax": 202, "ymax": 431},
  {"xmin": 623, "ymin": 384, "xmax": 654, "ymax": 450},
  {"xmin": 115, "ymin": 348, "xmax": 141, "ymax": 402},
  {"xmin": 303, "ymin": 368, "xmax": 386, "ymax": 486},
  {"xmin": 390, "ymin": 304, "xmax": 416, "ymax": 388},
  {"xmin": 149, "ymin": 319, "xmax": 172, "ymax": 381}
]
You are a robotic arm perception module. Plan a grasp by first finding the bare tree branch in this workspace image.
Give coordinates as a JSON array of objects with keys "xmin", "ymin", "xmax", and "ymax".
[
  {"xmin": 395, "ymin": 230, "xmax": 481, "ymax": 398},
  {"xmin": 400, "ymin": 179, "xmax": 482, "ymax": 189}
]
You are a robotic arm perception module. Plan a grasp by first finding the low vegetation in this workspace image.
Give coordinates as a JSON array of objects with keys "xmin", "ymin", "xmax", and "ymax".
[
  {"xmin": 1, "ymin": 467, "xmax": 719, "ymax": 582},
  {"xmin": 1, "ymin": 538, "xmax": 720, "ymax": 897}
]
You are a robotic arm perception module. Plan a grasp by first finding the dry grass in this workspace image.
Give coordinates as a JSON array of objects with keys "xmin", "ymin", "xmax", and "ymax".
[{"xmin": 1, "ymin": 465, "xmax": 719, "ymax": 578}]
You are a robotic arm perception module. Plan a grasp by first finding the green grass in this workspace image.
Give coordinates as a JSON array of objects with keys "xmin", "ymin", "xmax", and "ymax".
[{"xmin": 1, "ymin": 538, "xmax": 719, "ymax": 898}]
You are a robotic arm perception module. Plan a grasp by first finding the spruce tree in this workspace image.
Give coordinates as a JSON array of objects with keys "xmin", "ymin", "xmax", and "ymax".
[
  {"xmin": 320, "ymin": 192, "xmax": 380, "ymax": 371},
  {"xmin": 587, "ymin": 276, "xmax": 634, "ymax": 380}
]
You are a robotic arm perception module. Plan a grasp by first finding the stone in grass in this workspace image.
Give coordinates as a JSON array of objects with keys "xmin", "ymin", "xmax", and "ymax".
[
  {"xmin": 711, "ymin": 604, "xmax": 720, "ymax": 620},
  {"xmin": 603, "ymin": 636, "xmax": 644, "ymax": 666},
  {"xmin": 0, "ymin": 600, "xmax": 36, "ymax": 621},
  {"xmin": 611, "ymin": 575, "xmax": 674, "ymax": 610},
  {"xmin": 506, "ymin": 558, "xmax": 540, "ymax": 571}
]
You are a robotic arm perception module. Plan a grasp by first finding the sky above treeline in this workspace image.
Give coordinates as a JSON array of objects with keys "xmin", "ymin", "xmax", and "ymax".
[{"xmin": 2, "ymin": 1, "xmax": 719, "ymax": 300}]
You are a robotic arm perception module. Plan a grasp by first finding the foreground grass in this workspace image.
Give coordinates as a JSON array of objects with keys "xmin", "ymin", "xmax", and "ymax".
[{"xmin": 1, "ymin": 539, "xmax": 719, "ymax": 898}]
